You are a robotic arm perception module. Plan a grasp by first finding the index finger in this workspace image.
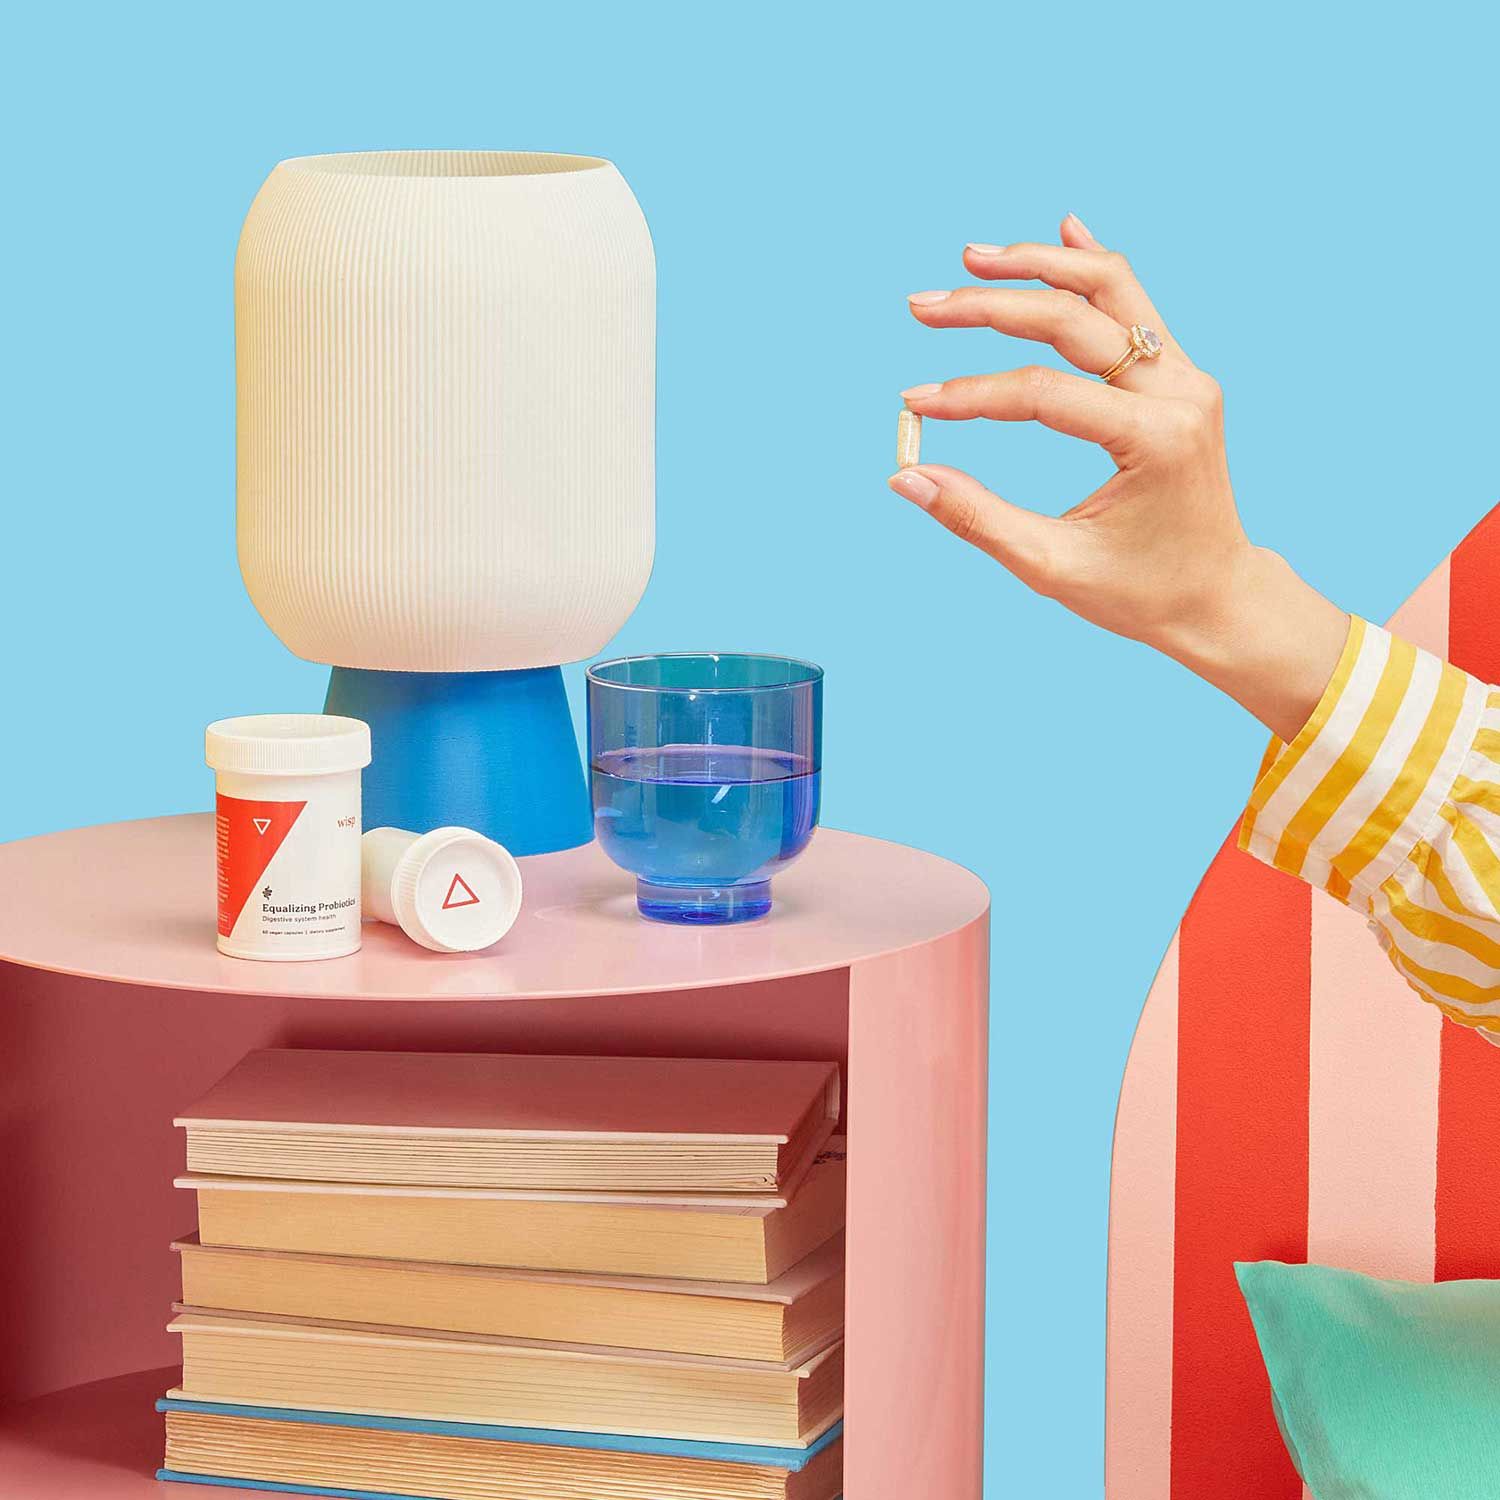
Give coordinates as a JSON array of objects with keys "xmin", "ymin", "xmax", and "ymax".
[
  {"xmin": 902, "ymin": 367, "xmax": 1156, "ymax": 463},
  {"xmin": 962, "ymin": 242, "xmax": 1173, "ymax": 347}
]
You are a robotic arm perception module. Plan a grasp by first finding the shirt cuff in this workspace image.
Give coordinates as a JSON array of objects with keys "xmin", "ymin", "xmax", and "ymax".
[{"xmin": 1238, "ymin": 615, "xmax": 1490, "ymax": 913}]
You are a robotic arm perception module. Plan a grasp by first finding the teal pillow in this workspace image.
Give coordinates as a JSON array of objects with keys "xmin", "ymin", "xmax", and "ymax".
[{"xmin": 1236, "ymin": 1260, "xmax": 1500, "ymax": 1499}]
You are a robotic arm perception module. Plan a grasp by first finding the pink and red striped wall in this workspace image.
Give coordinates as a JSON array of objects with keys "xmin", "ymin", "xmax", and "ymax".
[{"xmin": 1105, "ymin": 504, "xmax": 1500, "ymax": 1498}]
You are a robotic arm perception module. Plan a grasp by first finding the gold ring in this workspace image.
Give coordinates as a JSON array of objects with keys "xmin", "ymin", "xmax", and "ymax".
[{"xmin": 1100, "ymin": 324, "xmax": 1164, "ymax": 383}]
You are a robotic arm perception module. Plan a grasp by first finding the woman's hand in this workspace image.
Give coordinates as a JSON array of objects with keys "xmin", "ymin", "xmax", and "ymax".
[{"xmin": 890, "ymin": 214, "xmax": 1349, "ymax": 743}]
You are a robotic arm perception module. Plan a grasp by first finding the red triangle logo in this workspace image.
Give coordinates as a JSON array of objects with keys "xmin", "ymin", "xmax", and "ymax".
[
  {"xmin": 253, "ymin": 818, "xmax": 272, "ymax": 835},
  {"xmin": 442, "ymin": 872, "xmax": 481, "ymax": 910}
]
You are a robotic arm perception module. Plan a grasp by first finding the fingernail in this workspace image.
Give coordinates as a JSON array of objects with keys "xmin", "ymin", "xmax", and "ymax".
[
  {"xmin": 907, "ymin": 290, "xmax": 951, "ymax": 306},
  {"xmin": 889, "ymin": 470, "xmax": 940, "ymax": 509},
  {"xmin": 966, "ymin": 242, "xmax": 1006, "ymax": 256},
  {"xmin": 901, "ymin": 382, "xmax": 943, "ymax": 402},
  {"xmin": 1066, "ymin": 212, "xmax": 1097, "ymax": 240}
]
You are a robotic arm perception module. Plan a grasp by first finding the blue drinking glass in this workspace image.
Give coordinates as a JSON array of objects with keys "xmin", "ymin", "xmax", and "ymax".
[{"xmin": 586, "ymin": 654, "xmax": 823, "ymax": 924}]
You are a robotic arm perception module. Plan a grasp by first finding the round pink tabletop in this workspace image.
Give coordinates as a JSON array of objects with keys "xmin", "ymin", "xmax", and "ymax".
[{"xmin": 0, "ymin": 815, "xmax": 988, "ymax": 1002}]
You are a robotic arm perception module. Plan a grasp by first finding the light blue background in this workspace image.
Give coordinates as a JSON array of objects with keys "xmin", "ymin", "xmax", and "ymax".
[{"xmin": 3, "ymin": 5, "xmax": 1495, "ymax": 1492}]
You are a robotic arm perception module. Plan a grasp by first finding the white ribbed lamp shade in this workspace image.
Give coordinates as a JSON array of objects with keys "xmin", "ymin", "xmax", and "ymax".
[{"xmin": 235, "ymin": 151, "xmax": 655, "ymax": 672}]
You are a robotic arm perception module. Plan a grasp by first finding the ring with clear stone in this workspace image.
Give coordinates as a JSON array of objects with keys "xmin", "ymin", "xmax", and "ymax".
[{"xmin": 1100, "ymin": 324, "xmax": 1164, "ymax": 383}]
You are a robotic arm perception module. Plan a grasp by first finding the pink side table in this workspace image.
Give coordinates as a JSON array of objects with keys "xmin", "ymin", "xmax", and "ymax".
[{"xmin": 0, "ymin": 815, "xmax": 989, "ymax": 1499}]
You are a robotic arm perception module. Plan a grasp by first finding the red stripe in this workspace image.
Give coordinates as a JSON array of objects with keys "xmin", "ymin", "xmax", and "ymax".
[
  {"xmin": 1437, "ymin": 502, "xmax": 1500, "ymax": 1282},
  {"xmin": 1173, "ymin": 837, "xmax": 1309, "ymax": 1500}
]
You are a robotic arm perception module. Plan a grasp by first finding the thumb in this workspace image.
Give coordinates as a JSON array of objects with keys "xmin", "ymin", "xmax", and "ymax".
[{"xmin": 888, "ymin": 464, "xmax": 1066, "ymax": 593}]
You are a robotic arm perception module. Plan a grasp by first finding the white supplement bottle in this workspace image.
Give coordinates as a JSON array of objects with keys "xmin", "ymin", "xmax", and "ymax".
[
  {"xmin": 205, "ymin": 714, "xmax": 372, "ymax": 961},
  {"xmin": 362, "ymin": 826, "xmax": 524, "ymax": 953}
]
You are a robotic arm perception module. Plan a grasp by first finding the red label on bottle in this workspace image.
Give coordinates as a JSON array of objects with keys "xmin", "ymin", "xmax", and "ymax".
[{"xmin": 216, "ymin": 794, "xmax": 307, "ymax": 936}]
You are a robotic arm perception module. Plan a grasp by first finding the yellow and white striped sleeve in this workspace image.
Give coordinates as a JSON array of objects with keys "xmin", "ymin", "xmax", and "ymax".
[{"xmin": 1240, "ymin": 615, "xmax": 1500, "ymax": 1037}]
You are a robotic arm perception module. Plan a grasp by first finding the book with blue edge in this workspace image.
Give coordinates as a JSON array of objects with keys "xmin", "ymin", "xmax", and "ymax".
[{"xmin": 157, "ymin": 1398, "xmax": 844, "ymax": 1500}]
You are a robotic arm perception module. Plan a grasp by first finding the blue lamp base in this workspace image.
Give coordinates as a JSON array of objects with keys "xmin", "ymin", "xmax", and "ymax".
[{"xmin": 324, "ymin": 666, "xmax": 593, "ymax": 856}]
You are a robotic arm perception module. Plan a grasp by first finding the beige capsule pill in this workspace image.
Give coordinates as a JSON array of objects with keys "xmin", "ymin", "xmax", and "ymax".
[{"xmin": 897, "ymin": 409, "xmax": 922, "ymax": 468}]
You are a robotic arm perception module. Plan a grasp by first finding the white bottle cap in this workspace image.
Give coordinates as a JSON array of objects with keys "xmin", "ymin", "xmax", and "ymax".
[
  {"xmin": 206, "ymin": 714, "xmax": 371, "ymax": 776},
  {"xmin": 362, "ymin": 826, "xmax": 523, "ymax": 954}
]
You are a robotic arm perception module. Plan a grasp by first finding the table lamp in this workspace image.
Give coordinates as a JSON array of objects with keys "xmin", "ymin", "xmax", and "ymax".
[{"xmin": 235, "ymin": 150, "xmax": 654, "ymax": 854}]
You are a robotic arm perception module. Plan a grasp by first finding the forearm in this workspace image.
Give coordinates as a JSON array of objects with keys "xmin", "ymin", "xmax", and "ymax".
[{"xmin": 1151, "ymin": 546, "xmax": 1350, "ymax": 744}]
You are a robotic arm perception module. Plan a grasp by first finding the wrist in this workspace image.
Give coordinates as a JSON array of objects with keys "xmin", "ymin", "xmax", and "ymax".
[{"xmin": 1153, "ymin": 546, "xmax": 1350, "ymax": 743}]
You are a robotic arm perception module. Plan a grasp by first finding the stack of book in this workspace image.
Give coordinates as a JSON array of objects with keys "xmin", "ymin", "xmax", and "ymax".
[{"xmin": 158, "ymin": 1048, "xmax": 847, "ymax": 1500}]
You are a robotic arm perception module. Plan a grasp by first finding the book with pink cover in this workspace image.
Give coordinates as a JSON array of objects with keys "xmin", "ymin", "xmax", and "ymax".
[{"xmin": 176, "ymin": 1050, "xmax": 841, "ymax": 1195}]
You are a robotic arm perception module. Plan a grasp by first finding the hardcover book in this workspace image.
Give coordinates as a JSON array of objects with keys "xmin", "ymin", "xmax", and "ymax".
[
  {"xmin": 158, "ymin": 1399, "xmax": 844, "ymax": 1500},
  {"xmin": 179, "ymin": 1142, "xmax": 848, "ymax": 1285},
  {"xmin": 176, "ymin": 1050, "xmax": 841, "ymax": 1194},
  {"xmin": 174, "ymin": 1230, "xmax": 845, "ymax": 1362},
  {"xmin": 168, "ymin": 1311, "xmax": 845, "ymax": 1447}
]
